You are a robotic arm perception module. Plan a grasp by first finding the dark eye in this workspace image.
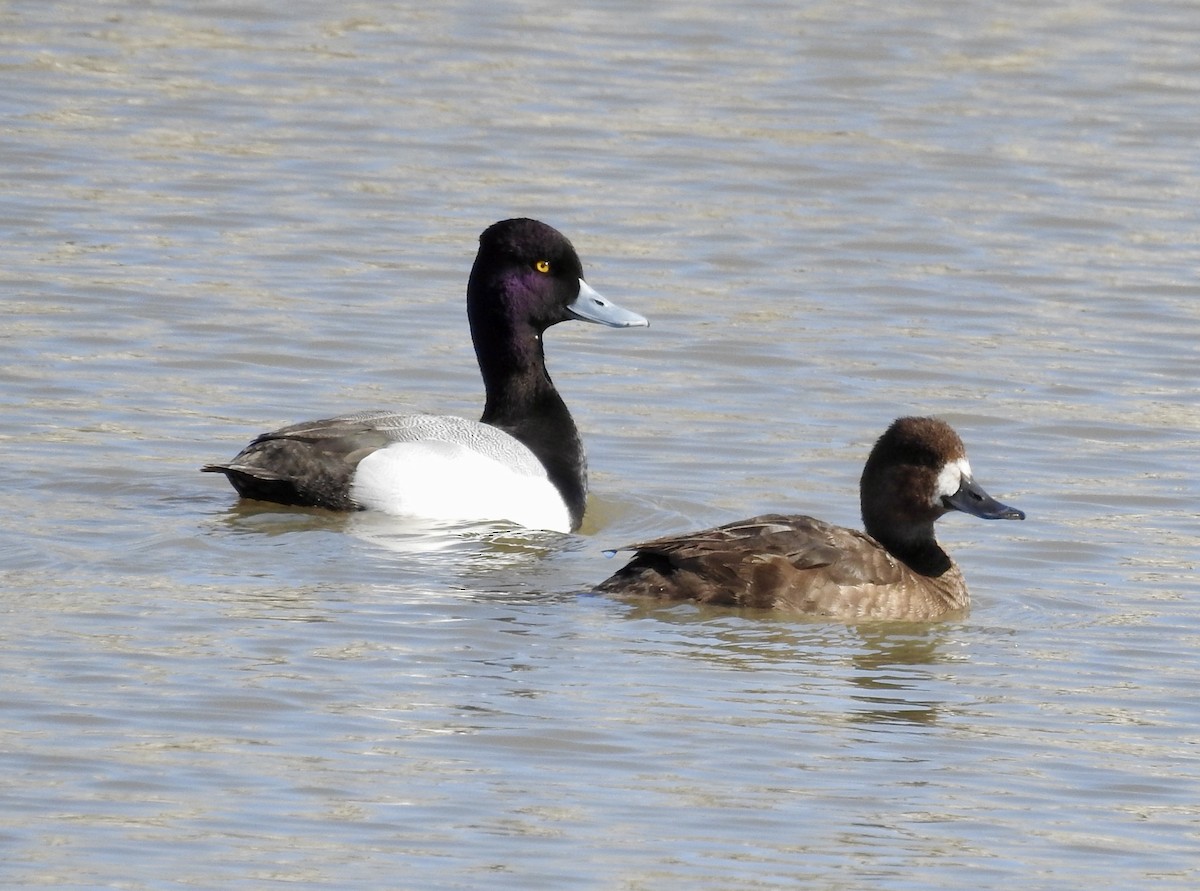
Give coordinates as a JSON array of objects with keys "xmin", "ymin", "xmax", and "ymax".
[{"xmin": 534, "ymin": 260, "xmax": 551, "ymax": 274}]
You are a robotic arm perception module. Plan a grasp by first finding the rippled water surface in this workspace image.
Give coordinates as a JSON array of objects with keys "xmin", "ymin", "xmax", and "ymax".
[{"xmin": 3, "ymin": 1, "xmax": 1199, "ymax": 888}]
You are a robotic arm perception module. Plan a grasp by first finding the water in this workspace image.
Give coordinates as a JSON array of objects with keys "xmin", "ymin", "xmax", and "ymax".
[{"xmin": 3, "ymin": 1, "xmax": 1199, "ymax": 887}]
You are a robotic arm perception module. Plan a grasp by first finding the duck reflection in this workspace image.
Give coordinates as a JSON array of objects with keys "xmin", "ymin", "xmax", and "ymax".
[
  {"xmin": 615, "ymin": 600, "xmax": 968, "ymax": 726},
  {"xmin": 206, "ymin": 498, "xmax": 574, "ymax": 584}
]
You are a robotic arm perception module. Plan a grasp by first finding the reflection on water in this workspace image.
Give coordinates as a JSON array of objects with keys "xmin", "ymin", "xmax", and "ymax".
[
  {"xmin": 208, "ymin": 500, "xmax": 357, "ymax": 537},
  {"xmin": 842, "ymin": 626, "xmax": 970, "ymax": 727},
  {"xmin": 205, "ymin": 499, "xmax": 585, "ymax": 592},
  {"xmin": 615, "ymin": 603, "xmax": 970, "ymax": 725}
]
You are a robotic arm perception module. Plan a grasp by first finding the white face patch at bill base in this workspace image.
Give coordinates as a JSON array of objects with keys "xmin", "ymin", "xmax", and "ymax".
[{"xmin": 932, "ymin": 457, "xmax": 973, "ymax": 506}]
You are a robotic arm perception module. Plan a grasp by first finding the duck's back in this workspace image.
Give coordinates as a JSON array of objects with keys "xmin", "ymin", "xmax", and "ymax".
[
  {"xmin": 596, "ymin": 513, "xmax": 966, "ymax": 621},
  {"xmin": 202, "ymin": 410, "xmax": 549, "ymax": 512}
]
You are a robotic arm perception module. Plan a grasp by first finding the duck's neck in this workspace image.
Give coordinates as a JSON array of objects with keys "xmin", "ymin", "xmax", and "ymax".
[
  {"xmin": 474, "ymin": 326, "xmax": 588, "ymax": 530},
  {"xmin": 870, "ymin": 522, "xmax": 953, "ymax": 578}
]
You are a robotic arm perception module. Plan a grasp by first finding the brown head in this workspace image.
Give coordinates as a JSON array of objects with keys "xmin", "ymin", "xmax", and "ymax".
[{"xmin": 859, "ymin": 417, "xmax": 1024, "ymax": 566}]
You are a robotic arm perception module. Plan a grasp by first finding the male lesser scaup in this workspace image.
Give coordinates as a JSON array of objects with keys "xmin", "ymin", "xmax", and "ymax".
[
  {"xmin": 203, "ymin": 218, "xmax": 648, "ymax": 533},
  {"xmin": 595, "ymin": 417, "xmax": 1024, "ymax": 621}
]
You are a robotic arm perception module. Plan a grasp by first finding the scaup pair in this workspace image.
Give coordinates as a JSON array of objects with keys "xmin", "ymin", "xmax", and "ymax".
[{"xmin": 205, "ymin": 219, "xmax": 1024, "ymax": 620}]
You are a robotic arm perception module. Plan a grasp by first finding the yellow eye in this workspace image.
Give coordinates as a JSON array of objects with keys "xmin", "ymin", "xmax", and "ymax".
[{"xmin": 535, "ymin": 259, "xmax": 551, "ymax": 274}]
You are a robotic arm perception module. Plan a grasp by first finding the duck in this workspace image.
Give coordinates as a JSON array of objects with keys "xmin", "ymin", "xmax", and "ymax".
[
  {"xmin": 594, "ymin": 417, "xmax": 1024, "ymax": 621},
  {"xmin": 202, "ymin": 218, "xmax": 648, "ymax": 533}
]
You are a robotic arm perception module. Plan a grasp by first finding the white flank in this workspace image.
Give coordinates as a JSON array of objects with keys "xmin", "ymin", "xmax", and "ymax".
[{"xmin": 351, "ymin": 437, "xmax": 571, "ymax": 533}]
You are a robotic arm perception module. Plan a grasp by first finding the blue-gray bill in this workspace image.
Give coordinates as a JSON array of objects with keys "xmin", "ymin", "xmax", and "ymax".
[
  {"xmin": 943, "ymin": 476, "xmax": 1025, "ymax": 521},
  {"xmin": 566, "ymin": 280, "xmax": 649, "ymax": 328}
]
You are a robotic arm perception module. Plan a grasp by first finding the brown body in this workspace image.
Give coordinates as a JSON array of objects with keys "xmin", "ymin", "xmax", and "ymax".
[
  {"xmin": 595, "ymin": 418, "xmax": 1024, "ymax": 622},
  {"xmin": 594, "ymin": 512, "xmax": 969, "ymax": 621}
]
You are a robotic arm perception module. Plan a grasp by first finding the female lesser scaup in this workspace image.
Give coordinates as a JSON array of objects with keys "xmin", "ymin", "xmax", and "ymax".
[
  {"xmin": 203, "ymin": 218, "xmax": 648, "ymax": 533},
  {"xmin": 595, "ymin": 417, "xmax": 1024, "ymax": 621}
]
